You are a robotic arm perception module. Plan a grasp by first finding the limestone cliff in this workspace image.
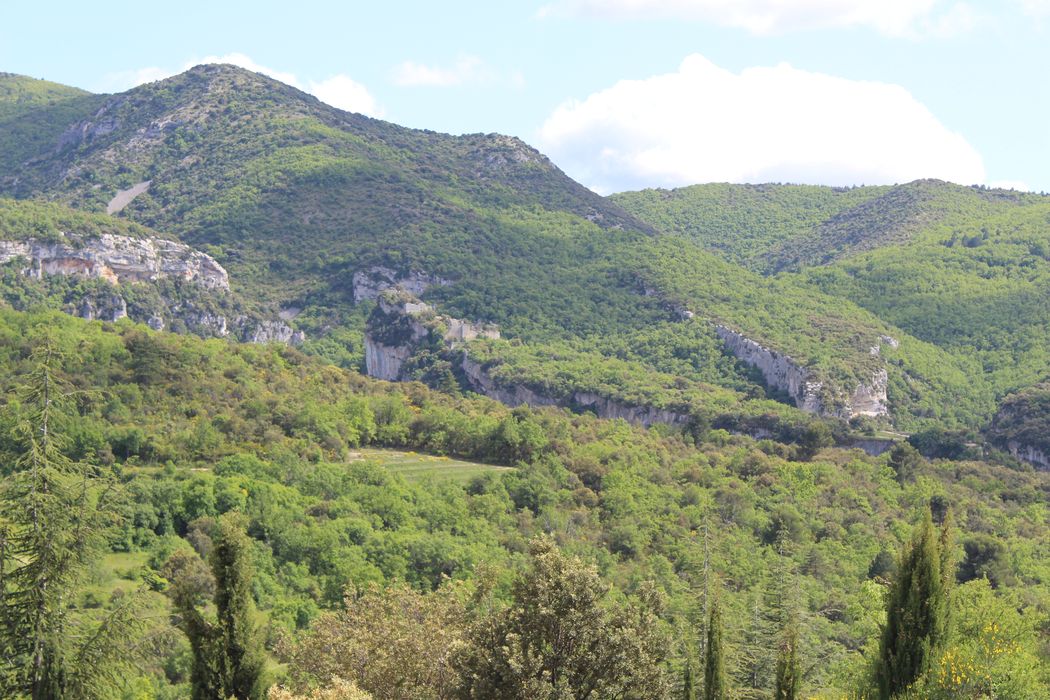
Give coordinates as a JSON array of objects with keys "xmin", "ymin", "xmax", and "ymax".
[
  {"xmin": 353, "ymin": 266, "xmax": 449, "ymax": 304},
  {"xmin": 458, "ymin": 355, "xmax": 692, "ymax": 427},
  {"xmin": 364, "ymin": 293, "xmax": 693, "ymax": 428},
  {"xmin": 1005, "ymin": 442, "xmax": 1049, "ymax": 471},
  {"xmin": 986, "ymin": 385, "xmax": 1050, "ymax": 471},
  {"xmin": 0, "ymin": 232, "xmax": 229, "ymax": 290},
  {"xmin": 715, "ymin": 325, "xmax": 889, "ymax": 419},
  {"xmin": 364, "ymin": 289, "xmax": 499, "ymax": 381},
  {"xmin": 0, "ymin": 232, "xmax": 301, "ymax": 344}
]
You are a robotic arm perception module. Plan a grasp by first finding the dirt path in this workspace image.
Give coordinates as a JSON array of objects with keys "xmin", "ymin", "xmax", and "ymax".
[{"xmin": 106, "ymin": 180, "xmax": 151, "ymax": 215}]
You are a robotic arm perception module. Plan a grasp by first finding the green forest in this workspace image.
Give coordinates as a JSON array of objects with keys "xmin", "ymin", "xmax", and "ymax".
[
  {"xmin": 0, "ymin": 311, "xmax": 1046, "ymax": 698},
  {"xmin": 0, "ymin": 65, "xmax": 1048, "ymax": 699}
]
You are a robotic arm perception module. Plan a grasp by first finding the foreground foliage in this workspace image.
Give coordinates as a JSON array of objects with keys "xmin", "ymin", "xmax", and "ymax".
[{"xmin": 0, "ymin": 312, "xmax": 1045, "ymax": 698}]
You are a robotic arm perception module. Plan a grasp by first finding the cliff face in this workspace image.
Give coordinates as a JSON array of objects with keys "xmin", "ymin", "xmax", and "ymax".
[
  {"xmin": 352, "ymin": 266, "xmax": 449, "ymax": 304},
  {"xmin": 363, "ymin": 290, "xmax": 500, "ymax": 382},
  {"xmin": 1005, "ymin": 442, "xmax": 1049, "ymax": 471},
  {"xmin": 458, "ymin": 356, "xmax": 692, "ymax": 427},
  {"xmin": 715, "ymin": 325, "xmax": 889, "ymax": 419},
  {"xmin": 0, "ymin": 232, "xmax": 302, "ymax": 344},
  {"xmin": 987, "ymin": 386, "xmax": 1050, "ymax": 471},
  {"xmin": 0, "ymin": 233, "xmax": 229, "ymax": 290},
  {"xmin": 362, "ymin": 287, "xmax": 692, "ymax": 428}
]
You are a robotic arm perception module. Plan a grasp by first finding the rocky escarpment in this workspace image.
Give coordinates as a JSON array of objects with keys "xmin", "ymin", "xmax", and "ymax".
[
  {"xmin": 986, "ymin": 384, "xmax": 1050, "ymax": 471},
  {"xmin": 0, "ymin": 232, "xmax": 229, "ymax": 289},
  {"xmin": 363, "ymin": 286, "xmax": 691, "ymax": 428},
  {"xmin": 715, "ymin": 325, "xmax": 889, "ymax": 419},
  {"xmin": 352, "ymin": 266, "xmax": 450, "ymax": 304},
  {"xmin": 459, "ymin": 356, "xmax": 692, "ymax": 428},
  {"xmin": 0, "ymin": 232, "xmax": 302, "ymax": 344},
  {"xmin": 364, "ymin": 290, "xmax": 500, "ymax": 381},
  {"xmin": 1004, "ymin": 443, "xmax": 1049, "ymax": 471}
]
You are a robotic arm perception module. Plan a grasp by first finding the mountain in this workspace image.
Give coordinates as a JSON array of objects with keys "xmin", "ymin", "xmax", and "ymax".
[
  {"xmin": 617, "ymin": 180, "xmax": 1050, "ymax": 442},
  {"xmin": 0, "ymin": 67, "xmax": 1014, "ymax": 434},
  {"xmin": 0, "ymin": 67, "xmax": 1047, "ymax": 699},
  {"xmin": 612, "ymin": 179, "xmax": 1045, "ymax": 274}
]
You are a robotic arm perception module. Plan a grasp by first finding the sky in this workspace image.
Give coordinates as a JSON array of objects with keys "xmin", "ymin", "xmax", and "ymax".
[{"xmin": 2, "ymin": 0, "xmax": 1048, "ymax": 194}]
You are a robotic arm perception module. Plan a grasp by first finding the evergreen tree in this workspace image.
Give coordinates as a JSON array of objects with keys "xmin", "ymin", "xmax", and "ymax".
[
  {"xmin": 0, "ymin": 340, "xmax": 140, "ymax": 698},
  {"xmin": 213, "ymin": 516, "xmax": 267, "ymax": 700},
  {"xmin": 873, "ymin": 508, "xmax": 953, "ymax": 699},
  {"xmin": 173, "ymin": 514, "xmax": 266, "ymax": 700},
  {"xmin": 682, "ymin": 660, "xmax": 696, "ymax": 700},
  {"xmin": 454, "ymin": 537, "xmax": 670, "ymax": 699},
  {"xmin": 773, "ymin": 616, "xmax": 801, "ymax": 700},
  {"xmin": 703, "ymin": 599, "xmax": 728, "ymax": 700}
]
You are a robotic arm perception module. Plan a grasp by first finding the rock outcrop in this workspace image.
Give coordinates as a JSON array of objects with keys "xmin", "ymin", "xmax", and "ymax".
[
  {"xmin": 0, "ymin": 232, "xmax": 303, "ymax": 345},
  {"xmin": 458, "ymin": 356, "xmax": 692, "ymax": 427},
  {"xmin": 987, "ymin": 385, "xmax": 1050, "ymax": 471},
  {"xmin": 364, "ymin": 289, "xmax": 499, "ymax": 381},
  {"xmin": 715, "ymin": 325, "xmax": 889, "ymax": 419},
  {"xmin": 0, "ymin": 233, "xmax": 229, "ymax": 290},
  {"xmin": 352, "ymin": 266, "xmax": 449, "ymax": 304},
  {"xmin": 1005, "ymin": 442, "xmax": 1050, "ymax": 471}
]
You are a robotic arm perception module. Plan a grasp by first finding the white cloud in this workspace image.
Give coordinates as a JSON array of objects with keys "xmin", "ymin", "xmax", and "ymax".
[
  {"xmin": 537, "ymin": 0, "xmax": 974, "ymax": 37},
  {"xmin": 1018, "ymin": 0, "xmax": 1050, "ymax": 16},
  {"xmin": 392, "ymin": 55, "xmax": 493, "ymax": 87},
  {"xmin": 101, "ymin": 53, "xmax": 382, "ymax": 117},
  {"xmin": 305, "ymin": 75, "xmax": 382, "ymax": 116},
  {"xmin": 537, "ymin": 54, "xmax": 986, "ymax": 193}
]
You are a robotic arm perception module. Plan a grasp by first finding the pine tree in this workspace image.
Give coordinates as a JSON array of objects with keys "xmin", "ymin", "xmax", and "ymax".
[
  {"xmin": 873, "ymin": 508, "xmax": 953, "ymax": 699},
  {"xmin": 0, "ymin": 340, "xmax": 140, "ymax": 698},
  {"xmin": 703, "ymin": 599, "xmax": 728, "ymax": 700}
]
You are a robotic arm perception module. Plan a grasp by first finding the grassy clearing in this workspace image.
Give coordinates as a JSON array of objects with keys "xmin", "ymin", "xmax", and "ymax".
[{"xmin": 353, "ymin": 448, "xmax": 512, "ymax": 484}]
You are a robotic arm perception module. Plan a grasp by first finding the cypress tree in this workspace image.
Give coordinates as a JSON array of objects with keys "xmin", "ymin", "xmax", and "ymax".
[
  {"xmin": 874, "ymin": 508, "xmax": 952, "ymax": 699},
  {"xmin": 773, "ymin": 616, "xmax": 801, "ymax": 700},
  {"xmin": 703, "ymin": 599, "xmax": 728, "ymax": 700},
  {"xmin": 175, "ymin": 514, "xmax": 266, "ymax": 699},
  {"xmin": 682, "ymin": 659, "xmax": 696, "ymax": 700},
  {"xmin": 212, "ymin": 516, "xmax": 266, "ymax": 700}
]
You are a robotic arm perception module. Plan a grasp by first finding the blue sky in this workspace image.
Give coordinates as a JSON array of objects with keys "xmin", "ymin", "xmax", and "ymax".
[{"xmin": 3, "ymin": 0, "xmax": 1048, "ymax": 193}]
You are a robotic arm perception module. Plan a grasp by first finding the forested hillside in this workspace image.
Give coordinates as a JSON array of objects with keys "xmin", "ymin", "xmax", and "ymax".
[
  {"xmin": 0, "ymin": 311, "xmax": 1046, "ymax": 698},
  {"xmin": 0, "ymin": 64, "xmax": 1048, "ymax": 700},
  {"xmin": 617, "ymin": 180, "xmax": 1050, "ymax": 440},
  {"xmin": 0, "ymin": 67, "xmax": 991, "ymax": 431}
]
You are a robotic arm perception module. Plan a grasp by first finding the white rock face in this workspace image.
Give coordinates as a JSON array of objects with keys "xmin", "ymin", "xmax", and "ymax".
[
  {"xmin": 75, "ymin": 293, "xmax": 127, "ymax": 322},
  {"xmin": 364, "ymin": 294, "xmax": 499, "ymax": 381},
  {"xmin": 715, "ymin": 325, "xmax": 889, "ymax": 419},
  {"xmin": 352, "ymin": 266, "xmax": 449, "ymax": 304},
  {"xmin": 243, "ymin": 319, "xmax": 306, "ymax": 345},
  {"xmin": 458, "ymin": 357, "xmax": 691, "ymax": 427},
  {"xmin": 716, "ymin": 325, "xmax": 825, "ymax": 412},
  {"xmin": 0, "ymin": 233, "xmax": 229, "ymax": 290},
  {"xmin": 1006, "ymin": 441, "xmax": 1050, "ymax": 471}
]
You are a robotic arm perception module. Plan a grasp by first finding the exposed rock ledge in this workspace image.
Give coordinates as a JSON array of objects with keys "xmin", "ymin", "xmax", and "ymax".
[
  {"xmin": 363, "ymin": 287, "xmax": 692, "ymax": 428},
  {"xmin": 1005, "ymin": 442, "xmax": 1050, "ymax": 471},
  {"xmin": 459, "ymin": 356, "xmax": 691, "ymax": 428},
  {"xmin": 0, "ymin": 233, "xmax": 229, "ymax": 290},
  {"xmin": 715, "ymin": 325, "xmax": 889, "ymax": 419},
  {"xmin": 0, "ymin": 233, "xmax": 303, "ymax": 345},
  {"xmin": 364, "ymin": 291, "xmax": 499, "ymax": 381},
  {"xmin": 353, "ymin": 266, "xmax": 449, "ymax": 304}
]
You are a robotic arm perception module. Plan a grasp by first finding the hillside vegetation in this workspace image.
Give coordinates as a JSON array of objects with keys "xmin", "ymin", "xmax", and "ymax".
[
  {"xmin": 0, "ymin": 68, "xmax": 996, "ymax": 431},
  {"xmin": 0, "ymin": 310, "xmax": 1045, "ymax": 698}
]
